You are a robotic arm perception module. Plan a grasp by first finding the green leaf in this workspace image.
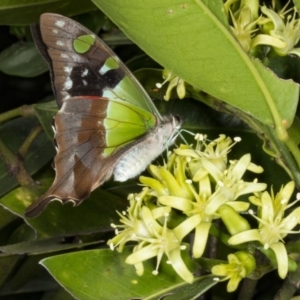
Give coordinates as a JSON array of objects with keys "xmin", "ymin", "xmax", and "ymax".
[
  {"xmin": 94, "ymin": 0, "xmax": 299, "ymax": 127},
  {"xmin": 41, "ymin": 247, "xmax": 215, "ymax": 300},
  {"xmin": 44, "ymin": 288, "xmax": 77, "ymax": 300},
  {"xmin": 7, "ymin": 223, "xmax": 36, "ymax": 244},
  {"xmin": 295, "ymin": 0, "xmax": 300, "ymax": 15},
  {"xmin": 0, "ymin": 205, "xmax": 17, "ymax": 230},
  {"xmin": 33, "ymin": 101, "xmax": 58, "ymax": 140},
  {"xmin": 0, "ymin": 42, "xmax": 48, "ymax": 77},
  {"xmin": 0, "ymin": 179, "xmax": 127, "ymax": 237},
  {"xmin": 0, "ymin": 0, "xmax": 97, "ymax": 25},
  {"xmin": 0, "ymin": 253, "xmax": 20, "ymax": 288},
  {"xmin": 0, "ymin": 117, "xmax": 55, "ymax": 198},
  {"xmin": 0, "ymin": 237, "xmax": 103, "ymax": 255}
]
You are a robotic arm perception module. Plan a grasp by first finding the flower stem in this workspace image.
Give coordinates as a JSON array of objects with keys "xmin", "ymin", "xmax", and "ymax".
[
  {"xmin": 238, "ymin": 278, "xmax": 257, "ymax": 300},
  {"xmin": 273, "ymin": 264, "xmax": 300, "ymax": 300},
  {"xmin": 0, "ymin": 105, "xmax": 35, "ymax": 123},
  {"xmin": 19, "ymin": 125, "xmax": 43, "ymax": 158},
  {"xmin": 0, "ymin": 137, "xmax": 34, "ymax": 185},
  {"xmin": 196, "ymin": 92, "xmax": 300, "ymax": 186}
]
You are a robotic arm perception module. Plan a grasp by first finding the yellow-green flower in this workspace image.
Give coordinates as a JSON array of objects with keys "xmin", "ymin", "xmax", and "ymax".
[
  {"xmin": 108, "ymin": 188, "xmax": 155, "ymax": 252},
  {"xmin": 109, "ymin": 134, "xmax": 268, "ymax": 283},
  {"xmin": 141, "ymin": 135, "xmax": 266, "ymax": 258},
  {"xmin": 156, "ymin": 69, "xmax": 186, "ymax": 100},
  {"xmin": 108, "ymin": 188, "xmax": 196, "ymax": 283},
  {"xmin": 228, "ymin": 181, "xmax": 300, "ymax": 278},
  {"xmin": 175, "ymin": 134, "xmax": 241, "ymax": 179},
  {"xmin": 125, "ymin": 206, "xmax": 197, "ymax": 283},
  {"xmin": 218, "ymin": 204, "xmax": 251, "ymax": 235},
  {"xmin": 252, "ymin": 5, "xmax": 300, "ymax": 56},
  {"xmin": 228, "ymin": 2, "xmax": 260, "ymax": 52},
  {"xmin": 202, "ymin": 153, "xmax": 266, "ymax": 215},
  {"xmin": 212, "ymin": 251, "xmax": 256, "ymax": 292}
]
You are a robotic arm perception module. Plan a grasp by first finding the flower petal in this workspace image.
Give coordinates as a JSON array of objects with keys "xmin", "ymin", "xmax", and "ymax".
[
  {"xmin": 139, "ymin": 176, "xmax": 168, "ymax": 196},
  {"xmin": 159, "ymin": 167, "xmax": 189, "ymax": 198},
  {"xmin": 227, "ymin": 273, "xmax": 243, "ymax": 292},
  {"xmin": 219, "ymin": 204, "xmax": 251, "ymax": 235},
  {"xmin": 173, "ymin": 214, "xmax": 201, "ymax": 241},
  {"xmin": 192, "ymin": 222, "xmax": 211, "ymax": 258},
  {"xmin": 281, "ymin": 181, "xmax": 295, "ymax": 203},
  {"xmin": 126, "ymin": 245, "xmax": 158, "ymax": 264},
  {"xmin": 230, "ymin": 154, "xmax": 251, "ymax": 181},
  {"xmin": 251, "ymin": 34, "xmax": 286, "ymax": 49},
  {"xmin": 260, "ymin": 191, "xmax": 274, "ymax": 221},
  {"xmin": 228, "ymin": 229, "xmax": 262, "ymax": 245},
  {"xmin": 168, "ymin": 248, "xmax": 194, "ymax": 283},
  {"xmin": 158, "ymin": 196, "xmax": 193, "ymax": 212},
  {"xmin": 269, "ymin": 242, "xmax": 288, "ymax": 279},
  {"xmin": 226, "ymin": 201, "xmax": 250, "ymax": 211},
  {"xmin": 235, "ymin": 182, "xmax": 267, "ymax": 198}
]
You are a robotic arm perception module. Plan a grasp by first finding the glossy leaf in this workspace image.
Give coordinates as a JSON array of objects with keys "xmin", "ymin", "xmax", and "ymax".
[
  {"xmin": 94, "ymin": 0, "xmax": 299, "ymax": 127},
  {"xmin": 0, "ymin": 117, "xmax": 55, "ymax": 198},
  {"xmin": 7, "ymin": 223, "xmax": 36, "ymax": 244},
  {"xmin": 0, "ymin": 42, "xmax": 48, "ymax": 77},
  {"xmin": 295, "ymin": 0, "xmax": 300, "ymax": 14},
  {"xmin": 0, "ymin": 253, "xmax": 20, "ymax": 288},
  {"xmin": 0, "ymin": 179, "xmax": 127, "ymax": 237},
  {"xmin": 41, "ymin": 247, "xmax": 213, "ymax": 300},
  {"xmin": 33, "ymin": 101, "xmax": 58, "ymax": 140},
  {"xmin": 0, "ymin": 206, "xmax": 17, "ymax": 230},
  {"xmin": 0, "ymin": 237, "xmax": 103, "ymax": 255},
  {"xmin": 43, "ymin": 288, "xmax": 77, "ymax": 300},
  {"xmin": 0, "ymin": 0, "xmax": 97, "ymax": 25}
]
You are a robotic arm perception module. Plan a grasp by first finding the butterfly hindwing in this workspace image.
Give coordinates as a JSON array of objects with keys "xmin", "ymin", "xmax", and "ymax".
[{"xmin": 25, "ymin": 96, "xmax": 157, "ymax": 217}]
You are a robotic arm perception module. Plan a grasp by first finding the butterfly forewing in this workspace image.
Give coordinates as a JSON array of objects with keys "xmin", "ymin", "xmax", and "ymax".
[{"xmin": 32, "ymin": 13, "xmax": 161, "ymax": 116}]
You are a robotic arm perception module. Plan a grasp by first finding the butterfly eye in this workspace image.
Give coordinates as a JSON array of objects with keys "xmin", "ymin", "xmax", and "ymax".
[{"xmin": 174, "ymin": 115, "xmax": 182, "ymax": 127}]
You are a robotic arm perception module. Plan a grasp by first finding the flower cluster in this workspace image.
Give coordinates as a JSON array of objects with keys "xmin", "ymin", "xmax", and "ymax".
[
  {"xmin": 228, "ymin": 181, "xmax": 300, "ymax": 279},
  {"xmin": 225, "ymin": 0, "xmax": 300, "ymax": 57},
  {"xmin": 212, "ymin": 251, "xmax": 256, "ymax": 292},
  {"xmin": 156, "ymin": 69, "xmax": 186, "ymax": 101},
  {"xmin": 157, "ymin": 2, "xmax": 300, "ymax": 102},
  {"xmin": 108, "ymin": 134, "xmax": 267, "ymax": 286}
]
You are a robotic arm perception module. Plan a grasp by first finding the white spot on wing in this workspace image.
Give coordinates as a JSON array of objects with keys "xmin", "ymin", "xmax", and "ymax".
[
  {"xmin": 61, "ymin": 53, "xmax": 69, "ymax": 59},
  {"xmin": 64, "ymin": 78, "xmax": 73, "ymax": 90},
  {"xmin": 81, "ymin": 68, "xmax": 88, "ymax": 77},
  {"xmin": 61, "ymin": 92, "xmax": 70, "ymax": 101},
  {"xmin": 64, "ymin": 67, "xmax": 72, "ymax": 74},
  {"xmin": 82, "ymin": 80, "xmax": 87, "ymax": 86},
  {"xmin": 52, "ymin": 29, "xmax": 58, "ymax": 34},
  {"xmin": 55, "ymin": 20, "xmax": 66, "ymax": 28},
  {"xmin": 102, "ymin": 88, "xmax": 116, "ymax": 99},
  {"xmin": 99, "ymin": 64, "xmax": 110, "ymax": 75},
  {"xmin": 57, "ymin": 40, "xmax": 64, "ymax": 46}
]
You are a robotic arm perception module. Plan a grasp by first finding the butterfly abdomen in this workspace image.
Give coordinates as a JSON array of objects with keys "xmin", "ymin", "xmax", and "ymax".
[{"xmin": 113, "ymin": 115, "xmax": 179, "ymax": 181}]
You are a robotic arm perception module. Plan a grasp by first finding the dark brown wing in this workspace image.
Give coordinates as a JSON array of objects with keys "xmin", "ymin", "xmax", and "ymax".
[{"xmin": 25, "ymin": 97, "xmax": 119, "ymax": 217}]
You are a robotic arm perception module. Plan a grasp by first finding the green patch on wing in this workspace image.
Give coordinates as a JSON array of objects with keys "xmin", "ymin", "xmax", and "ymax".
[
  {"xmin": 73, "ymin": 34, "xmax": 95, "ymax": 53},
  {"xmin": 99, "ymin": 57, "xmax": 119, "ymax": 75},
  {"xmin": 105, "ymin": 57, "xmax": 119, "ymax": 69},
  {"xmin": 102, "ymin": 74, "xmax": 157, "ymax": 112},
  {"xmin": 103, "ymin": 100, "xmax": 156, "ymax": 156}
]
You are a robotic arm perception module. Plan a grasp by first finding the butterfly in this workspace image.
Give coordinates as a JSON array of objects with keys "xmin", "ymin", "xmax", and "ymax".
[{"xmin": 25, "ymin": 13, "xmax": 181, "ymax": 217}]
